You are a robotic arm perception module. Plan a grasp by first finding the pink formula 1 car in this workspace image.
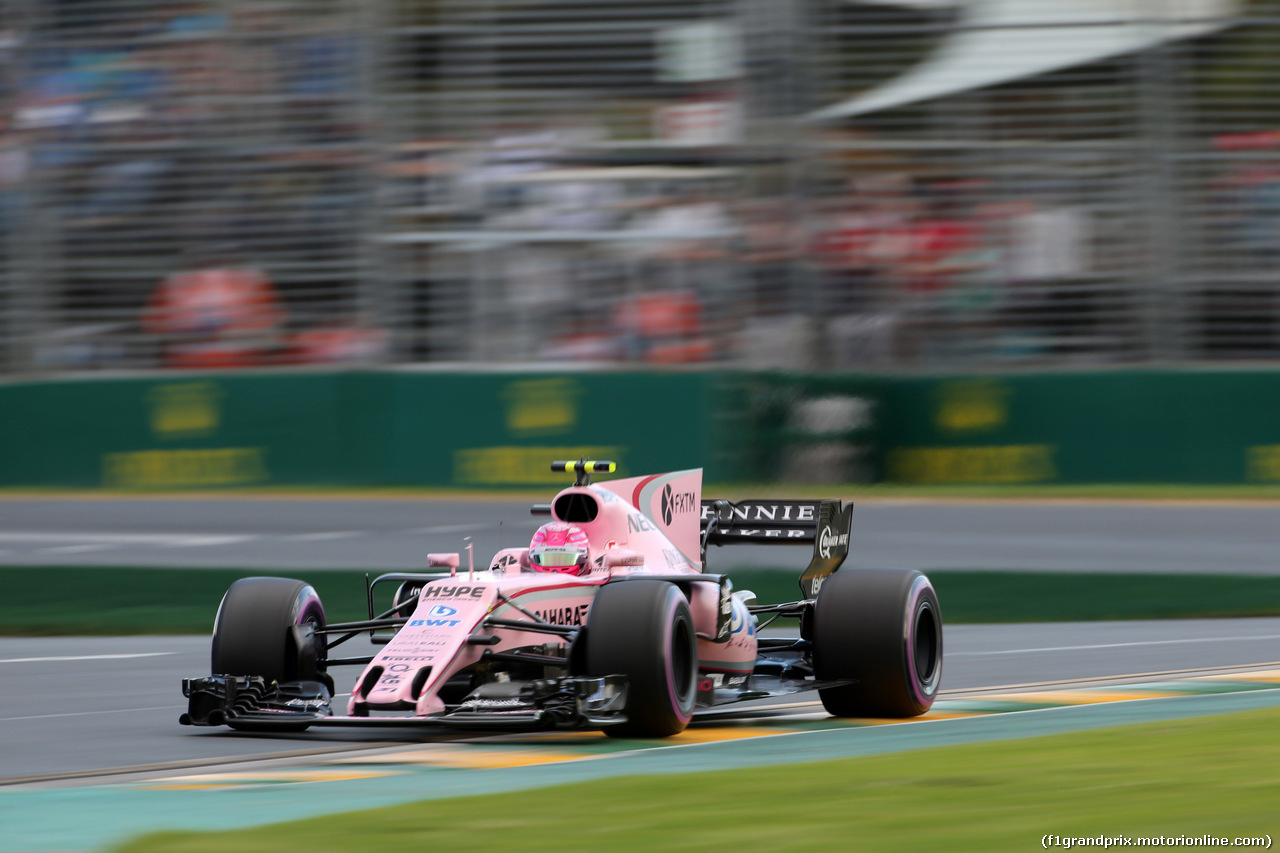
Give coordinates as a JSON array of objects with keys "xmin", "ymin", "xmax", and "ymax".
[{"xmin": 182, "ymin": 462, "xmax": 942, "ymax": 737}]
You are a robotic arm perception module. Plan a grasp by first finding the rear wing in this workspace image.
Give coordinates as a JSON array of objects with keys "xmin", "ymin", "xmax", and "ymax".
[{"xmin": 700, "ymin": 499, "xmax": 855, "ymax": 599}]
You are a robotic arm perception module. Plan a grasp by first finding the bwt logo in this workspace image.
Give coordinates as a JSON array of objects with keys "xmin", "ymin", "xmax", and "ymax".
[
  {"xmin": 408, "ymin": 616, "xmax": 461, "ymax": 628},
  {"xmin": 661, "ymin": 484, "xmax": 698, "ymax": 526},
  {"xmin": 425, "ymin": 605, "xmax": 457, "ymax": 618}
]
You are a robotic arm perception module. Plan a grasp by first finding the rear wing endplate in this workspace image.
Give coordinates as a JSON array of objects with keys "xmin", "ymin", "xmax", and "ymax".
[{"xmin": 700, "ymin": 499, "xmax": 855, "ymax": 599}]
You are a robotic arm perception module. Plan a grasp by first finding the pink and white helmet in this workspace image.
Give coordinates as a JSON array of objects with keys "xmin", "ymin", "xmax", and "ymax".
[{"xmin": 529, "ymin": 522, "xmax": 591, "ymax": 575}]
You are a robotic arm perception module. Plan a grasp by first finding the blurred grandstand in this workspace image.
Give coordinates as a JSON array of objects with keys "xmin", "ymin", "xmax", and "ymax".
[{"xmin": 1, "ymin": 0, "xmax": 1279, "ymax": 373}]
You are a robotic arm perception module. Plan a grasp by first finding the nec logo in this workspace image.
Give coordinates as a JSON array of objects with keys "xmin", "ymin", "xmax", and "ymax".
[
  {"xmin": 627, "ymin": 513, "xmax": 654, "ymax": 534},
  {"xmin": 660, "ymin": 484, "xmax": 697, "ymax": 525}
]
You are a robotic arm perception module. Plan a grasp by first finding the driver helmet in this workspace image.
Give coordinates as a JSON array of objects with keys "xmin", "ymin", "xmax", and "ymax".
[{"xmin": 529, "ymin": 522, "xmax": 591, "ymax": 575}]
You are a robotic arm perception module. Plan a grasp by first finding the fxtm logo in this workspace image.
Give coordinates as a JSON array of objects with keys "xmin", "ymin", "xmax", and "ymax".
[{"xmin": 660, "ymin": 483, "xmax": 697, "ymax": 526}]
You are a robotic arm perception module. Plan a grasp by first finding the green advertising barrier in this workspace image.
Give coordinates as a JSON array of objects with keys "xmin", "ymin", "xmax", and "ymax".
[
  {"xmin": 719, "ymin": 372, "xmax": 884, "ymax": 484},
  {"xmin": 6, "ymin": 368, "xmax": 1280, "ymax": 489},
  {"xmin": 0, "ymin": 373, "xmax": 366, "ymax": 489},
  {"xmin": 877, "ymin": 370, "xmax": 1280, "ymax": 485},
  {"xmin": 0, "ymin": 371, "xmax": 730, "ymax": 489},
  {"xmin": 733, "ymin": 368, "xmax": 1280, "ymax": 486}
]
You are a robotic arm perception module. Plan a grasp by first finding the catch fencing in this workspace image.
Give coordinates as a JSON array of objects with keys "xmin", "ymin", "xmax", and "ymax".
[{"xmin": 1, "ymin": 0, "xmax": 1278, "ymax": 373}]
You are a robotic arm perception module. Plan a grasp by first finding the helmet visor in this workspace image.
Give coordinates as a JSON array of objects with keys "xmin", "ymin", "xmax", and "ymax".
[{"xmin": 531, "ymin": 548, "xmax": 585, "ymax": 569}]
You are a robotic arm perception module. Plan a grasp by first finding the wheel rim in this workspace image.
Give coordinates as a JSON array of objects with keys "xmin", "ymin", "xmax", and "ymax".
[
  {"xmin": 903, "ymin": 576, "xmax": 941, "ymax": 704},
  {"xmin": 671, "ymin": 612, "xmax": 695, "ymax": 708},
  {"xmin": 302, "ymin": 610, "xmax": 326, "ymax": 660},
  {"xmin": 913, "ymin": 599, "xmax": 940, "ymax": 686},
  {"xmin": 294, "ymin": 591, "xmax": 327, "ymax": 678}
]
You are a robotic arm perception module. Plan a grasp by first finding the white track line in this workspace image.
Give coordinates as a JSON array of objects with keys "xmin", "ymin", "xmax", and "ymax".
[
  {"xmin": 0, "ymin": 653, "xmax": 175, "ymax": 664},
  {"xmin": 406, "ymin": 523, "xmax": 499, "ymax": 535},
  {"xmin": 950, "ymin": 635, "xmax": 1280, "ymax": 657},
  {"xmin": 1, "ymin": 694, "xmax": 352, "ymax": 725},
  {"xmin": 287, "ymin": 531, "xmax": 362, "ymax": 542},
  {"xmin": 1, "ymin": 705, "xmax": 183, "ymax": 723},
  {"xmin": 0, "ymin": 532, "xmax": 256, "ymax": 547},
  {"xmin": 38, "ymin": 544, "xmax": 116, "ymax": 555}
]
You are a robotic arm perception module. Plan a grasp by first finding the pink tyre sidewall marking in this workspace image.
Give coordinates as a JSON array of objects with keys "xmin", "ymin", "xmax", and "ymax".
[
  {"xmin": 903, "ymin": 575, "xmax": 941, "ymax": 707},
  {"xmin": 663, "ymin": 590, "xmax": 694, "ymax": 725}
]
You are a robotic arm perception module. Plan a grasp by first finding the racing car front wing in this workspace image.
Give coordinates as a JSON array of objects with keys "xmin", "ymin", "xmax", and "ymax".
[{"xmin": 181, "ymin": 674, "xmax": 628, "ymax": 731}]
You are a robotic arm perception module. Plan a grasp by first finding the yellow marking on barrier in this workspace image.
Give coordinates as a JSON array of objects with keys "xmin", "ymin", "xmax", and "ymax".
[
  {"xmin": 886, "ymin": 444, "xmax": 1058, "ymax": 485},
  {"xmin": 102, "ymin": 447, "xmax": 269, "ymax": 488}
]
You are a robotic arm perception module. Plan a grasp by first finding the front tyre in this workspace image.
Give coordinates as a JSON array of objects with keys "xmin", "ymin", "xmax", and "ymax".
[
  {"xmin": 812, "ymin": 569, "xmax": 942, "ymax": 717},
  {"xmin": 584, "ymin": 580, "xmax": 697, "ymax": 738},
  {"xmin": 211, "ymin": 576, "xmax": 327, "ymax": 685}
]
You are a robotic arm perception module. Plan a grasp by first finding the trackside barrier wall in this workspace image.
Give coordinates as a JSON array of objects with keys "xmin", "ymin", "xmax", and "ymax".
[
  {"xmin": 4, "ymin": 369, "xmax": 1280, "ymax": 488},
  {"xmin": 732, "ymin": 369, "xmax": 1280, "ymax": 485},
  {"xmin": 880, "ymin": 370, "xmax": 1280, "ymax": 485},
  {"xmin": 0, "ymin": 371, "xmax": 730, "ymax": 489}
]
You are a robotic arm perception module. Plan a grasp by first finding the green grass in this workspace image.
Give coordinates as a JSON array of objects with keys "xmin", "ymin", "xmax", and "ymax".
[
  {"xmin": 928, "ymin": 571, "xmax": 1280, "ymax": 623},
  {"xmin": 0, "ymin": 567, "xmax": 374, "ymax": 635},
  {"xmin": 7, "ymin": 566, "xmax": 1280, "ymax": 634},
  {"xmin": 733, "ymin": 568, "xmax": 1280, "ymax": 621},
  {"xmin": 115, "ymin": 707, "xmax": 1280, "ymax": 853}
]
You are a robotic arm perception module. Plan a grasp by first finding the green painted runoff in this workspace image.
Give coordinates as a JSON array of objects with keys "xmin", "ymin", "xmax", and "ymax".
[{"xmin": 114, "ymin": 706, "xmax": 1280, "ymax": 853}]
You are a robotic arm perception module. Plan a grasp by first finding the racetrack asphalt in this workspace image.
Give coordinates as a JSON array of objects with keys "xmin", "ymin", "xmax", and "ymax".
[
  {"xmin": 4, "ymin": 496, "xmax": 1280, "ymax": 851},
  {"xmin": 4, "ymin": 618, "xmax": 1279, "ymax": 784},
  {"xmin": 3, "ymin": 496, "xmax": 1280, "ymax": 573},
  {"xmin": 5, "ymin": 664, "xmax": 1280, "ymax": 853}
]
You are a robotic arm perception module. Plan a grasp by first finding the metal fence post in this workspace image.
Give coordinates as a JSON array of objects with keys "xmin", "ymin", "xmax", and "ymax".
[{"xmin": 1136, "ymin": 0, "xmax": 1191, "ymax": 361}]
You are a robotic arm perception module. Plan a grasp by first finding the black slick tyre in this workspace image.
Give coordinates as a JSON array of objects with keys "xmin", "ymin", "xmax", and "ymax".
[
  {"xmin": 812, "ymin": 568, "xmax": 942, "ymax": 718},
  {"xmin": 211, "ymin": 576, "xmax": 327, "ymax": 685},
  {"xmin": 584, "ymin": 580, "xmax": 697, "ymax": 738}
]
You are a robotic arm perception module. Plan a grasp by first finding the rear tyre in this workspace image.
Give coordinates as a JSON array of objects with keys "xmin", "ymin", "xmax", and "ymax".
[
  {"xmin": 584, "ymin": 581, "xmax": 697, "ymax": 738},
  {"xmin": 812, "ymin": 569, "xmax": 942, "ymax": 718}
]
